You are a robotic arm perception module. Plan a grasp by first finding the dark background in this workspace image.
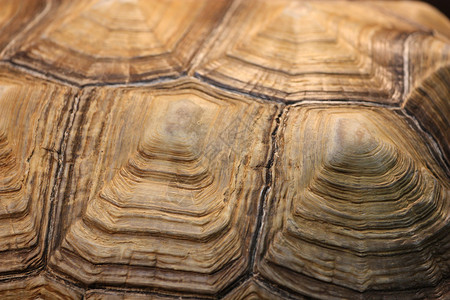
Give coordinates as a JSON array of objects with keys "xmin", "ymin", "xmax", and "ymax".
[{"xmin": 424, "ymin": 0, "xmax": 450, "ymax": 18}]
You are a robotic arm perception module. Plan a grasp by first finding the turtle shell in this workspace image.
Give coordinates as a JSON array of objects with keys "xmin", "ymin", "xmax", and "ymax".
[{"xmin": 0, "ymin": 0, "xmax": 448, "ymax": 299}]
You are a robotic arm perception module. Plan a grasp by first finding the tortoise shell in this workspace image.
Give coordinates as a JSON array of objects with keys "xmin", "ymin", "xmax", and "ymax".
[{"xmin": 0, "ymin": 0, "xmax": 448, "ymax": 299}]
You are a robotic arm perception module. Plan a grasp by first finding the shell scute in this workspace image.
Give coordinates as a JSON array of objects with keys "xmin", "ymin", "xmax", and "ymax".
[
  {"xmin": 195, "ymin": 0, "xmax": 416, "ymax": 103},
  {"xmin": 48, "ymin": 79, "xmax": 279, "ymax": 293},
  {"xmin": 257, "ymin": 105, "xmax": 449, "ymax": 298},
  {"xmin": 7, "ymin": 0, "xmax": 230, "ymax": 85}
]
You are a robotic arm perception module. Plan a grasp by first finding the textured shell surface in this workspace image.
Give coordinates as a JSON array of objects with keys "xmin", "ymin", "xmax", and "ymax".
[{"xmin": 0, "ymin": 0, "xmax": 448, "ymax": 299}]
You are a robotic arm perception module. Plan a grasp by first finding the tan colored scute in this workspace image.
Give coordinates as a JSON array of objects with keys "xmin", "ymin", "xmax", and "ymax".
[{"xmin": 0, "ymin": 0, "xmax": 448, "ymax": 299}]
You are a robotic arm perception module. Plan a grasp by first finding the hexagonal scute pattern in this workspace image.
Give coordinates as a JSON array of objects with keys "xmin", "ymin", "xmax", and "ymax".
[
  {"xmin": 48, "ymin": 78, "xmax": 279, "ymax": 294},
  {"xmin": 0, "ymin": 65, "xmax": 76, "ymax": 276},
  {"xmin": 0, "ymin": 0, "xmax": 448, "ymax": 298},
  {"xmin": 7, "ymin": 0, "xmax": 230, "ymax": 85},
  {"xmin": 194, "ymin": 0, "xmax": 424, "ymax": 103},
  {"xmin": 257, "ymin": 105, "xmax": 450, "ymax": 298}
]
